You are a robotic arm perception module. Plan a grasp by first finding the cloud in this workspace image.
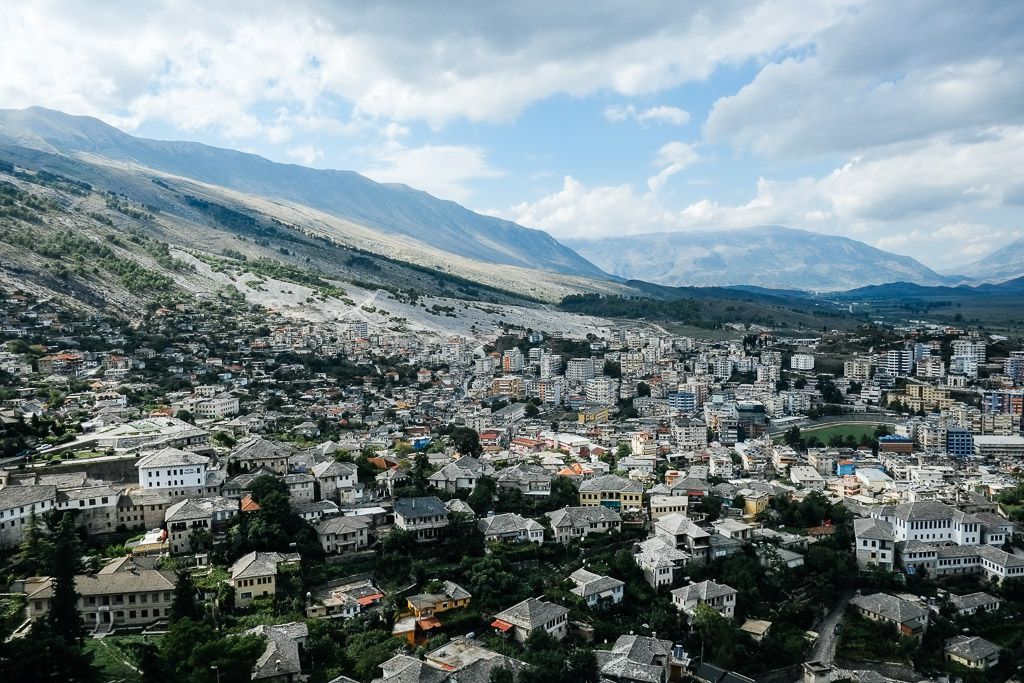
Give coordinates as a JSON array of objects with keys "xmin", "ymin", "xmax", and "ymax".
[
  {"xmin": 604, "ymin": 104, "xmax": 690, "ymax": 126},
  {"xmin": 704, "ymin": 3, "xmax": 1024, "ymax": 158},
  {"xmin": 285, "ymin": 144, "xmax": 324, "ymax": 166},
  {"xmin": 647, "ymin": 141, "xmax": 699, "ymax": 192},
  {"xmin": 360, "ymin": 143, "xmax": 504, "ymax": 201},
  {"xmin": 0, "ymin": 1, "xmax": 845, "ymax": 134}
]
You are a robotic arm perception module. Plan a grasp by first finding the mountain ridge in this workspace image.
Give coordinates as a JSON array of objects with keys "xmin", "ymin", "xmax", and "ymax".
[
  {"xmin": 0, "ymin": 106, "xmax": 607, "ymax": 279},
  {"xmin": 566, "ymin": 225, "xmax": 961, "ymax": 291}
]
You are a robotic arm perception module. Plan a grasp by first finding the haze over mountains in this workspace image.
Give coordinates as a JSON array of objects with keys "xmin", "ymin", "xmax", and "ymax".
[
  {"xmin": 566, "ymin": 227, "xmax": 960, "ymax": 292},
  {"xmin": 959, "ymin": 236, "xmax": 1024, "ymax": 282}
]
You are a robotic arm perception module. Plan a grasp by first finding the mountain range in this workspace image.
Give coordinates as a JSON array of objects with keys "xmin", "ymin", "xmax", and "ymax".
[
  {"xmin": 0, "ymin": 107, "xmax": 604, "ymax": 279},
  {"xmin": 0, "ymin": 106, "xmax": 1018, "ymax": 295}
]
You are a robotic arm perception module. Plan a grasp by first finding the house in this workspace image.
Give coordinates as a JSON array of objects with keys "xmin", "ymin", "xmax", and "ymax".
[
  {"xmin": 478, "ymin": 513, "xmax": 544, "ymax": 544},
  {"xmin": 222, "ymin": 468, "xmax": 277, "ymax": 499},
  {"xmin": 309, "ymin": 460, "xmax": 358, "ymax": 503},
  {"xmin": 740, "ymin": 619, "xmax": 772, "ymax": 642},
  {"xmin": 757, "ymin": 545, "xmax": 804, "ymax": 569},
  {"xmin": 427, "ymin": 457, "xmax": 492, "ymax": 492},
  {"xmin": 634, "ymin": 537, "xmax": 690, "ymax": 589},
  {"xmin": 24, "ymin": 555, "xmax": 175, "ymax": 632},
  {"xmin": 316, "ymin": 515, "xmax": 371, "ymax": 554},
  {"xmin": 230, "ymin": 436, "xmax": 296, "ymax": 475},
  {"xmin": 282, "ymin": 473, "xmax": 315, "ymax": 502},
  {"xmin": 594, "ymin": 634, "xmax": 683, "ymax": 683},
  {"xmin": 948, "ymin": 591, "xmax": 1001, "ymax": 616},
  {"xmin": 0, "ymin": 484, "xmax": 57, "ymax": 548},
  {"xmin": 849, "ymin": 592, "xmax": 929, "ymax": 635},
  {"xmin": 789, "ymin": 465, "xmax": 825, "ymax": 490},
  {"xmin": 671, "ymin": 580, "xmax": 737, "ymax": 623},
  {"xmin": 394, "ymin": 496, "xmax": 449, "ymax": 541},
  {"xmin": 491, "ymin": 597, "xmax": 569, "ymax": 643},
  {"xmin": 569, "ymin": 568, "xmax": 624, "ymax": 610},
  {"xmin": 164, "ymin": 496, "xmax": 238, "ymax": 555},
  {"xmin": 291, "ymin": 499, "xmax": 340, "ymax": 523},
  {"xmin": 136, "ymin": 447, "xmax": 212, "ymax": 499},
  {"xmin": 578, "ymin": 474, "xmax": 643, "ymax": 512},
  {"xmin": 306, "ymin": 578, "xmax": 383, "ymax": 620},
  {"xmin": 397, "ymin": 581, "xmax": 472, "ymax": 645},
  {"xmin": 944, "ymin": 635, "xmax": 1000, "ymax": 670},
  {"xmin": 116, "ymin": 488, "xmax": 172, "ymax": 531},
  {"xmin": 245, "ymin": 621, "xmax": 308, "ymax": 682},
  {"xmin": 654, "ymin": 512, "xmax": 711, "ymax": 563},
  {"xmin": 544, "ymin": 505, "xmax": 622, "ymax": 545},
  {"xmin": 495, "ymin": 463, "xmax": 553, "ymax": 497},
  {"xmin": 854, "ymin": 517, "xmax": 896, "ymax": 571},
  {"xmin": 231, "ymin": 551, "xmax": 292, "ymax": 609}
]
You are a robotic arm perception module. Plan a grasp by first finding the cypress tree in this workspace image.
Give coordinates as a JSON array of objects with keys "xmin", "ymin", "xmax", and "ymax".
[{"xmin": 46, "ymin": 513, "xmax": 84, "ymax": 643}]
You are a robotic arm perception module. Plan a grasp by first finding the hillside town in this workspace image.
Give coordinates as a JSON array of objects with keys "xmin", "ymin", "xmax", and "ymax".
[{"xmin": 1, "ymin": 287, "xmax": 1023, "ymax": 683}]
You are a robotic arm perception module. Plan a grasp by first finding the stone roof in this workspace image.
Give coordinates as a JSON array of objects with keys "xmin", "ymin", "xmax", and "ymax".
[
  {"xmin": 164, "ymin": 495, "xmax": 236, "ymax": 522},
  {"xmin": 136, "ymin": 447, "xmax": 209, "ymax": 469},
  {"xmin": 231, "ymin": 436, "xmax": 297, "ymax": 462},
  {"xmin": 27, "ymin": 568, "xmax": 175, "ymax": 599},
  {"xmin": 477, "ymin": 513, "xmax": 542, "ymax": 536},
  {"xmin": 231, "ymin": 551, "xmax": 284, "ymax": 580},
  {"xmin": 579, "ymin": 474, "xmax": 641, "ymax": 493},
  {"xmin": 850, "ymin": 592, "xmax": 928, "ymax": 624},
  {"xmin": 495, "ymin": 463, "xmax": 552, "ymax": 484},
  {"xmin": 656, "ymin": 512, "xmax": 710, "ymax": 539},
  {"xmin": 671, "ymin": 580, "xmax": 736, "ymax": 604},
  {"xmin": 310, "ymin": 460, "xmax": 357, "ymax": 479},
  {"xmin": 950, "ymin": 591, "xmax": 1000, "ymax": 612},
  {"xmin": 545, "ymin": 505, "xmax": 622, "ymax": 528},
  {"xmin": 316, "ymin": 515, "xmax": 371, "ymax": 535},
  {"xmin": 892, "ymin": 500, "xmax": 955, "ymax": 522},
  {"xmin": 0, "ymin": 484, "xmax": 57, "ymax": 510},
  {"xmin": 245, "ymin": 622, "xmax": 308, "ymax": 681},
  {"xmin": 493, "ymin": 597, "xmax": 568, "ymax": 630},
  {"xmin": 854, "ymin": 517, "xmax": 895, "ymax": 542},
  {"xmin": 569, "ymin": 569, "xmax": 624, "ymax": 598},
  {"xmin": 944, "ymin": 635, "xmax": 999, "ymax": 662}
]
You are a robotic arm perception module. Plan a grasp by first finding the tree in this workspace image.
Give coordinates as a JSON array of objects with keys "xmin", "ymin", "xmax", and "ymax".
[
  {"xmin": 524, "ymin": 402, "xmax": 540, "ymax": 418},
  {"xmin": 170, "ymin": 569, "xmax": 202, "ymax": 623},
  {"xmin": 14, "ymin": 507, "xmax": 46, "ymax": 576},
  {"xmin": 692, "ymin": 602, "xmax": 736, "ymax": 668},
  {"xmin": 47, "ymin": 513, "xmax": 84, "ymax": 643},
  {"xmin": 468, "ymin": 475, "xmax": 497, "ymax": 515},
  {"xmin": 547, "ymin": 476, "xmax": 579, "ymax": 511},
  {"xmin": 451, "ymin": 426, "xmax": 482, "ymax": 456},
  {"xmin": 176, "ymin": 409, "xmax": 194, "ymax": 424}
]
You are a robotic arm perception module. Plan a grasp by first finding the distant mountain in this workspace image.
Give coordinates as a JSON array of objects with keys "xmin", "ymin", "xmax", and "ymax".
[
  {"xmin": 833, "ymin": 275, "xmax": 1024, "ymax": 301},
  {"xmin": 0, "ymin": 106, "xmax": 606, "ymax": 279},
  {"xmin": 959, "ymin": 236, "xmax": 1024, "ymax": 282},
  {"xmin": 565, "ymin": 226, "xmax": 957, "ymax": 291}
]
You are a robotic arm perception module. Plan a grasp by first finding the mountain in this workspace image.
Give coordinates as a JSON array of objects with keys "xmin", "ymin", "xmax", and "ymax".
[
  {"xmin": 565, "ymin": 226, "xmax": 957, "ymax": 291},
  {"xmin": 0, "ymin": 106, "xmax": 606, "ymax": 279},
  {"xmin": 959, "ymin": 236, "xmax": 1024, "ymax": 282}
]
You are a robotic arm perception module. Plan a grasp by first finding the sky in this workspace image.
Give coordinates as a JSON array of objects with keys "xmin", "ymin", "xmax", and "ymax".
[{"xmin": 3, "ymin": 0, "xmax": 1024, "ymax": 271}]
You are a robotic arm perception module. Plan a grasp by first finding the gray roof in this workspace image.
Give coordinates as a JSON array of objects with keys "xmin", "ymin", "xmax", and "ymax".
[
  {"xmin": 569, "ymin": 569, "xmax": 624, "ymax": 598},
  {"xmin": 850, "ymin": 593, "xmax": 928, "ymax": 624},
  {"xmin": 477, "ymin": 513, "xmax": 542, "ymax": 536},
  {"xmin": 494, "ymin": 597, "xmax": 568, "ymax": 630},
  {"xmin": 595, "ymin": 634, "xmax": 674, "ymax": 683},
  {"xmin": 671, "ymin": 580, "xmax": 736, "ymax": 603},
  {"xmin": 949, "ymin": 592, "xmax": 1000, "ymax": 612},
  {"xmin": 944, "ymin": 635, "xmax": 1000, "ymax": 662},
  {"xmin": 316, "ymin": 515, "xmax": 371, "ymax": 535},
  {"xmin": 244, "ymin": 622, "xmax": 308, "ymax": 680},
  {"xmin": 310, "ymin": 460, "xmax": 357, "ymax": 479},
  {"xmin": 231, "ymin": 551, "xmax": 284, "ymax": 580},
  {"xmin": 854, "ymin": 517, "xmax": 895, "ymax": 542},
  {"xmin": 136, "ymin": 447, "xmax": 210, "ymax": 469},
  {"xmin": 231, "ymin": 436, "xmax": 297, "ymax": 462},
  {"xmin": 394, "ymin": 496, "xmax": 447, "ymax": 520},
  {"xmin": 545, "ymin": 505, "xmax": 621, "ymax": 528},
  {"xmin": 656, "ymin": 512, "xmax": 710, "ymax": 539},
  {"xmin": 373, "ymin": 654, "xmax": 447, "ymax": 683},
  {"xmin": 579, "ymin": 474, "xmax": 642, "ymax": 493},
  {"xmin": 892, "ymin": 500, "xmax": 955, "ymax": 522},
  {"xmin": 495, "ymin": 463, "xmax": 552, "ymax": 484},
  {"xmin": 0, "ymin": 484, "xmax": 57, "ymax": 510},
  {"xmin": 164, "ymin": 495, "xmax": 237, "ymax": 522}
]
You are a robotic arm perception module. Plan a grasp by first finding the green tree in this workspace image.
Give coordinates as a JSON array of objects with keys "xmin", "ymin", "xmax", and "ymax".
[
  {"xmin": 693, "ymin": 602, "xmax": 736, "ymax": 668},
  {"xmin": 468, "ymin": 475, "xmax": 497, "ymax": 515},
  {"xmin": 170, "ymin": 569, "xmax": 202, "ymax": 623},
  {"xmin": 451, "ymin": 426, "xmax": 482, "ymax": 457},
  {"xmin": 47, "ymin": 513, "xmax": 84, "ymax": 643}
]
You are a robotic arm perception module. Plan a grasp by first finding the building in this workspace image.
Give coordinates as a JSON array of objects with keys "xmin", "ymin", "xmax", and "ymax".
[
  {"xmin": 491, "ymin": 597, "xmax": 568, "ymax": 643},
  {"xmin": 136, "ymin": 447, "xmax": 212, "ymax": 499},
  {"xmin": 973, "ymin": 435, "xmax": 1024, "ymax": 458},
  {"xmin": 0, "ymin": 484, "xmax": 57, "ymax": 548},
  {"xmin": 944, "ymin": 636, "xmax": 1000, "ymax": 671},
  {"xmin": 791, "ymin": 354, "xmax": 815, "ymax": 371},
  {"xmin": 164, "ymin": 496, "xmax": 238, "ymax": 555},
  {"xmin": 495, "ymin": 463, "xmax": 553, "ymax": 498},
  {"xmin": 654, "ymin": 512, "xmax": 711, "ymax": 563},
  {"xmin": 635, "ymin": 537, "xmax": 691, "ymax": 588},
  {"xmin": 230, "ymin": 436, "xmax": 296, "ymax": 475},
  {"xmin": 578, "ymin": 474, "xmax": 643, "ymax": 512},
  {"xmin": 569, "ymin": 568, "xmax": 624, "ymax": 610},
  {"xmin": 945, "ymin": 427, "xmax": 974, "ymax": 458},
  {"xmin": 427, "ymin": 457, "xmax": 492, "ymax": 493},
  {"xmin": 477, "ymin": 513, "xmax": 544, "ymax": 544},
  {"xmin": 544, "ymin": 506, "xmax": 622, "ymax": 544},
  {"xmin": 231, "ymin": 551, "xmax": 290, "ymax": 609},
  {"xmin": 316, "ymin": 515, "xmax": 371, "ymax": 555},
  {"xmin": 671, "ymin": 580, "xmax": 737, "ymax": 622},
  {"xmin": 854, "ymin": 518, "xmax": 895, "ymax": 570},
  {"xmin": 394, "ymin": 496, "xmax": 449, "ymax": 541},
  {"xmin": 24, "ymin": 555, "xmax": 175, "ymax": 632},
  {"xmin": 245, "ymin": 622, "xmax": 308, "ymax": 682},
  {"xmin": 309, "ymin": 461, "xmax": 359, "ymax": 503},
  {"xmin": 849, "ymin": 592, "xmax": 928, "ymax": 635}
]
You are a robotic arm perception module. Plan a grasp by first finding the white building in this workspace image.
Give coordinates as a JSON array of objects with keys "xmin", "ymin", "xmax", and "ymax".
[
  {"xmin": 791, "ymin": 354, "xmax": 815, "ymax": 371},
  {"xmin": 136, "ymin": 448, "xmax": 211, "ymax": 497}
]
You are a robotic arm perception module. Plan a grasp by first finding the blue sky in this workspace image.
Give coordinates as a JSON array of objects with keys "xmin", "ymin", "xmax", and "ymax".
[{"xmin": 4, "ymin": 1, "xmax": 1024, "ymax": 270}]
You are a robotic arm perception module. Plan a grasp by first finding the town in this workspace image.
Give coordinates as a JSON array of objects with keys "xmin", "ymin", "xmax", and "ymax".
[{"xmin": 0, "ymin": 284, "xmax": 1022, "ymax": 683}]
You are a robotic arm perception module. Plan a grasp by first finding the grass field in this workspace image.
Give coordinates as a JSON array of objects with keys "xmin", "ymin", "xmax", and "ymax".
[
  {"xmin": 85, "ymin": 635, "xmax": 148, "ymax": 683},
  {"xmin": 774, "ymin": 422, "xmax": 889, "ymax": 445}
]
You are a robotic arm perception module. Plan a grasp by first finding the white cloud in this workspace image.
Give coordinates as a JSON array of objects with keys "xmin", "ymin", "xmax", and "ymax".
[
  {"xmin": 604, "ymin": 104, "xmax": 690, "ymax": 126},
  {"xmin": 646, "ymin": 141, "xmax": 699, "ymax": 192},
  {"xmin": 285, "ymin": 144, "xmax": 324, "ymax": 166},
  {"xmin": 360, "ymin": 144, "xmax": 504, "ymax": 201}
]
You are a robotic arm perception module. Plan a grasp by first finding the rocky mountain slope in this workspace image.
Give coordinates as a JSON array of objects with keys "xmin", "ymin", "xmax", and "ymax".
[
  {"xmin": 566, "ymin": 226, "xmax": 958, "ymax": 291},
  {"xmin": 0, "ymin": 106, "xmax": 607, "ymax": 279},
  {"xmin": 959, "ymin": 237, "xmax": 1024, "ymax": 282}
]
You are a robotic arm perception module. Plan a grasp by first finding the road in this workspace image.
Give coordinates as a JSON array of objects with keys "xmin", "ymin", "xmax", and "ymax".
[{"xmin": 810, "ymin": 591, "xmax": 854, "ymax": 664}]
